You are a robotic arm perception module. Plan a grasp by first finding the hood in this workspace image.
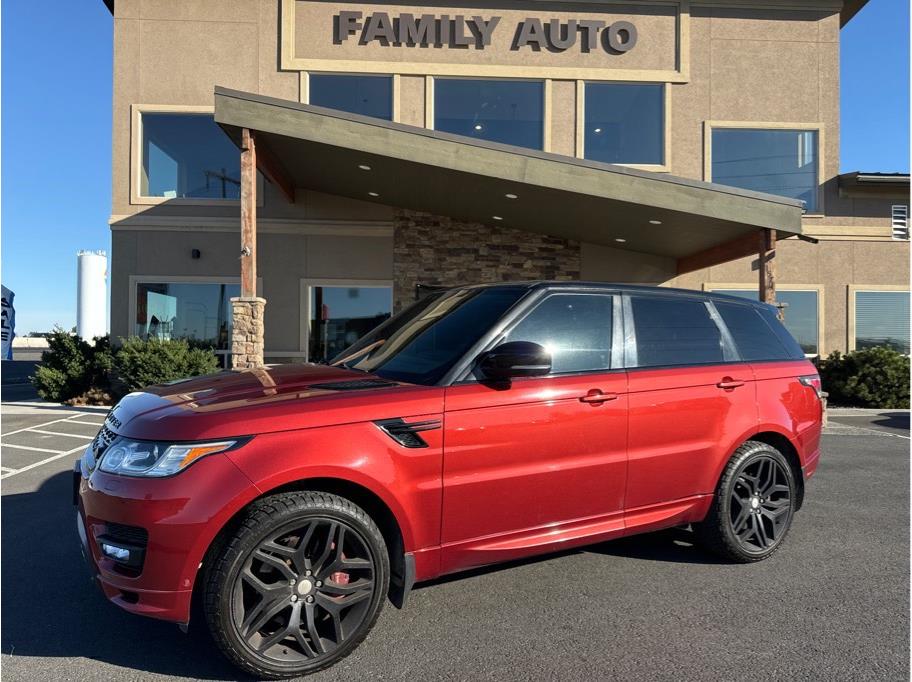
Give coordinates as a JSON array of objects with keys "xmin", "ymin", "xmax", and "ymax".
[{"xmin": 108, "ymin": 364, "xmax": 444, "ymax": 441}]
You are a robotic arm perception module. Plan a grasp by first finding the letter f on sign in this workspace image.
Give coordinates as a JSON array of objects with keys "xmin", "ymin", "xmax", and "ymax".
[{"xmin": 337, "ymin": 11, "xmax": 363, "ymax": 42}]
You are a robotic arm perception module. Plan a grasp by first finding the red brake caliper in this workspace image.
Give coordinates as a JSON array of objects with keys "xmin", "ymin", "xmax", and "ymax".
[{"xmin": 330, "ymin": 545, "xmax": 350, "ymax": 585}]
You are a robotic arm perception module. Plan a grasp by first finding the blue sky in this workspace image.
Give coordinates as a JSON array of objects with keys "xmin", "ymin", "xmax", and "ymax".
[{"xmin": 1, "ymin": 0, "xmax": 909, "ymax": 334}]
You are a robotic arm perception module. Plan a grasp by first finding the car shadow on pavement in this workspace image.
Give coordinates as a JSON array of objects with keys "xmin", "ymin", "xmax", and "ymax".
[
  {"xmin": 0, "ymin": 470, "xmax": 244, "ymax": 681},
  {"xmin": 587, "ymin": 526, "xmax": 728, "ymax": 565},
  {"xmin": 871, "ymin": 411, "xmax": 911, "ymax": 431}
]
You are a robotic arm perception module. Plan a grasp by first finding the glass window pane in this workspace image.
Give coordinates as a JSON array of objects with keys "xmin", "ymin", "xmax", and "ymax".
[
  {"xmin": 434, "ymin": 79, "xmax": 543, "ymax": 150},
  {"xmin": 309, "ymin": 286, "xmax": 393, "ymax": 363},
  {"xmin": 714, "ymin": 290, "xmax": 818, "ymax": 355},
  {"xmin": 505, "ymin": 294, "xmax": 613, "ymax": 374},
  {"xmin": 714, "ymin": 302, "xmax": 790, "ymax": 361},
  {"xmin": 141, "ymin": 114, "xmax": 242, "ymax": 199},
  {"xmin": 630, "ymin": 296, "xmax": 724, "ymax": 367},
  {"xmin": 135, "ymin": 282, "xmax": 239, "ymax": 349},
  {"xmin": 584, "ymin": 83, "xmax": 663, "ymax": 165},
  {"xmin": 711, "ymin": 129, "xmax": 819, "ymax": 212},
  {"xmin": 309, "ymin": 74, "xmax": 393, "ymax": 120},
  {"xmin": 855, "ymin": 291, "xmax": 910, "ymax": 354}
]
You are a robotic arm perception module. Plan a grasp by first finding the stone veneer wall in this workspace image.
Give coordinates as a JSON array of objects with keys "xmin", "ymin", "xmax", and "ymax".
[
  {"xmin": 230, "ymin": 297, "xmax": 266, "ymax": 368},
  {"xmin": 392, "ymin": 209, "xmax": 581, "ymax": 311}
]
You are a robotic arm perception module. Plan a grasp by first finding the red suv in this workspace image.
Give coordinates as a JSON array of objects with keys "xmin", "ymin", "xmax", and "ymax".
[{"xmin": 75, "ymin": 283, "xmax": 822, "ymax": 678}]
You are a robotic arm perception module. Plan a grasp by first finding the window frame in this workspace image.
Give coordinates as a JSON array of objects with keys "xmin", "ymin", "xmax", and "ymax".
[
  {"xmin": 299, "ymin": 278, "xmax": 394, "ymax": 363},
  {"xmin": 128, "ymin": 275, "xmax": 264, "ymax": 362},
  {"xmin": 301, "ymin": 72, "xmax": 398, "ymax": 122},
  {"xmin": 131, "ymin": 104, "xmax": 264, "ymax": 207},
  {"xmin": 576, "ymin": 81, "xmax": 671, "ymax": 171},
  {"xmin": 703, "ymin": 121, "xmax": 825, "ymax": 216},
  {"xmin": 703, "ymin": 283, "xmax": 824, "ymax": 358},
  {"xmin": 428, "ymin": 76, "xmax": 547, "ymax": 151},
  {"xmin": 848, "ymin": 284, "xmax": 911, "ymax": 354}
]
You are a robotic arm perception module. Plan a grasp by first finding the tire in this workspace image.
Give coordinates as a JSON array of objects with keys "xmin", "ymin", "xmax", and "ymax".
[
  {"xmin": 693, "ymin": 441, "xmax": 797, "ymax": 563},
  {"xmin": 204, "ymin": 491, "xmax": 389, "ymax": 679}
]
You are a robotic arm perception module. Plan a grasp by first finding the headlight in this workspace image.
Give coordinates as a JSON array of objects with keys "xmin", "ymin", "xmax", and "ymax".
[{"xmin": 98, "ymin": 437, "xmax": 241, "ymax": 477}]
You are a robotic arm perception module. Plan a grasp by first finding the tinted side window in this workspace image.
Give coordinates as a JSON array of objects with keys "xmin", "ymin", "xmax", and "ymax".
[
  {"xmin": 505, "ymin": 294, "xmax": 613, "ymax": 373},
  {"xmin": 630, "ymin": 296, "xmax": 724, "ymax": 367},
  {"xmin": 755, "ymin": 305, "xmax": 806, "ymax": 359},
  {"xmin": 715, "ymin": 302, "xmax": 791, "ymax": 361}
]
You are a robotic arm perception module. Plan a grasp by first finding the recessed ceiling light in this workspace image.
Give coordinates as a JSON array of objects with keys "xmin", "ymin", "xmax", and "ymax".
[
  {"xmin": 358, "ymin": 164, "xmax": 371, "ymax": 171},
  {"xmin": 505, "ymin": 193, "xmax": 518, "ymax": 199},
  {"xmin": 368, "ymin": 191, "xmax": 379, "ymax": 197},
  {"xmin": 649, "ymin": 219, "xmax": 662, "ymax": 225},
  {"xmin": 474, "ymin": 124, "xmax": 484, "ymax": 131},
  {"xmin": 492, "ymin": 215, "xmax": 503, "ymax": 221},
  {"xmin": 615, "ymin": 238, "xmax": 627, "ymax": 243},
  {"xmin": 594, "ymin": 127, "xmax": 603, "ymax": 134}
]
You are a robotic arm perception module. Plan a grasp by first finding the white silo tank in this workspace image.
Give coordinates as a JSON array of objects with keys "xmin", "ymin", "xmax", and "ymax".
[{"xmin": 77, "ymin": 250, "xmax": 108, "ymax": 340}]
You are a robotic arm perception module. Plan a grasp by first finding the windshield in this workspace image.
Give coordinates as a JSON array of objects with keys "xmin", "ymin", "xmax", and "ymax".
[{"xmin": 330, "ymin": 287, "xmax": 527, "ymax": 385}]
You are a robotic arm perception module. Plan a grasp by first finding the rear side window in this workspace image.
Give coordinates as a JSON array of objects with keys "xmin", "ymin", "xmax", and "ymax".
[
  {"xmin": 715, "ymin": 302, "xmax": 793, "ymax": 361},
  {"xmin": 755, "ymin": 305, "xmax": 805, "ymax": 359},
  {"xmin": 629, "ymin": 296, "xmax": 724, "ymax": 367},
  {"xmin": 505, "ymin": 293, "xmax": 613, "ymax": 374}
]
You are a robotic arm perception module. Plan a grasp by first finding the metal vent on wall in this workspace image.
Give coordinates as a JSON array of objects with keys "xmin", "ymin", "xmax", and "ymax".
[{"xmin": 892, "ymin": 205, "xmax": 909, "ymax": 240}]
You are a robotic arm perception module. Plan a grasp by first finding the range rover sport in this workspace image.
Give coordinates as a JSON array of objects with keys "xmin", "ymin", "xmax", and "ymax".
[{"xmin": 74, "ymin": 282, "xmax": 823, "ymax": 678}]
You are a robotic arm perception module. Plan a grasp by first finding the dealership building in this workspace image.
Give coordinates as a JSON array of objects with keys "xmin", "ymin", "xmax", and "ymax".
[{"xmin": 103, "ymin": 0, "xmax": 909, "ymax": 368}]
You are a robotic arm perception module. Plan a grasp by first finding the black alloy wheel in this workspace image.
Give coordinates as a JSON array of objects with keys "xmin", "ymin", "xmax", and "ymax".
[
  {"xmin": 205, "ymin": 492, "xmax": 389, "ymax": 679},
  {"xmin": 693, "ymin": 440, "xmax": 797, "ymax": 562}
]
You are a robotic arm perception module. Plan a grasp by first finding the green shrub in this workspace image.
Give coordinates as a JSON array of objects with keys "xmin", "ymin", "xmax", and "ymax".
[
  {"xmin": 819, "ymin": 347, "xmax": 910, "ymax": 409},
  {"xmin": 113, "ymin": 337, "xmax": 219, "ymax": 393},
  {"xmin": 32, "ymin": 329, "xmax": 114, "ymax": 403}
]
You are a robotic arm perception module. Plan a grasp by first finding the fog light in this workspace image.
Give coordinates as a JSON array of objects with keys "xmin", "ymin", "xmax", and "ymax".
[{"xmin": 101, "ymin": 543, "xmax": 131, "ymax": 562}]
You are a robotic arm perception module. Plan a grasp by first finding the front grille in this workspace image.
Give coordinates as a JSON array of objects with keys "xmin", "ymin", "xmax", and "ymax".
[
  {"xmin": 92, "ymin": 424, "xmax": 117, "ymax": 457},
  {"xmin": 105, "ymin": 522, "xmax": 149, "ymax": 548}
]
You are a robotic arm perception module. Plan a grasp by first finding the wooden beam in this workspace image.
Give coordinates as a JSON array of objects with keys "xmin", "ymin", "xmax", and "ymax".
[
  {"xmin": 758, "ymin": 228, "xmax": 777, "ymax": 306},
  {"xmin": 676, "ymin": 231, "xmax": 761, "ymax": 276},
  {"xmin": 240, "ymin": 128, "xmax": 257, "ymax": 298},
  {"xmin": 255, "ymin": 136, "xmax": 296, "ymax": 204}
]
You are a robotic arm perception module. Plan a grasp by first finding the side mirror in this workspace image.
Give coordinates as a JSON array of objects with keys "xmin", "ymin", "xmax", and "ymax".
[{"xmin": 477, "ymin": 341, "xmax": 551, "ymax": 381}]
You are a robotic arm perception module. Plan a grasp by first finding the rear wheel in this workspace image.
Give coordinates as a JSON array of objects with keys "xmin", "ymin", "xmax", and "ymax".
[
  {"xmin": 693, "ymin": 441, "xmax": 796, "ymax": 562},
  {"xmin": 204, "ymin": 491, "xmax": 389, "ymax": 679}
]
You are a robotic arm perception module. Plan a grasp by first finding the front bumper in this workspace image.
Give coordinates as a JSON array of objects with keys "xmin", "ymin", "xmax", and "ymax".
[{"xmin": 74, "ymin": 452, "xmax": 257, "ymax": 624}]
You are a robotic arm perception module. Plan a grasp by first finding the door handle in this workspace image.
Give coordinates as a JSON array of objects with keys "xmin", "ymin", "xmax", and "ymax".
[
  {"xmin": 580, "ymin": 389, "xmax": 619, "ymax": 404},
  {"xmin": 716, "ymin": 378, "xmax": 746, "ymax": 390}
]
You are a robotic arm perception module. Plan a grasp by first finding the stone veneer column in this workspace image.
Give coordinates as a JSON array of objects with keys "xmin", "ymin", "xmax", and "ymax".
[{"xmin": 230, "ymin": 297, "xmax": 267, "ymax": 369}]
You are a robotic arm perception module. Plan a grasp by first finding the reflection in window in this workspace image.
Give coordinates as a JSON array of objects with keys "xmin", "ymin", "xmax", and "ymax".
[
  {"xmin": 855, "ymin": 291, "xmax": 910, "ymax": 354},
  {"xmin": 584, "ymin": 83, "xmax": 663, "ymax": 165},
  {"xmin": 309, "ymin": 74, "xmax": 393, "ymax": 120},
  {"xmin": 434, "ymin": 78, "xmax": 543, "ymax": 150},
  {"xmin": 506, "ymin": 294, "xmax": 613, "ymax": 373},
  {"xmin": 135, "ymin": 282, "xmax": 239, "ymax": 350},
  {"xmin": 716, "ymin": 289, "xmax": 819, "ymax": 355},
  {"xmin": 309, "ymin": 286, "xmax": 393, "ymax": 363},
  {"xmin": 141, "ymin": 114, "xmax": 243, "ymax": 199},
  {"xmin": 711, "ymin": 129, "xmax": 819, "ymax": 212}
]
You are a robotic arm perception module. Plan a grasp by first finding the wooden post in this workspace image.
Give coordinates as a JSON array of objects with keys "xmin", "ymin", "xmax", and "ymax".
[
  {"xmin": 240, "ymin": 128, "xmax": 257, "ymax": 298},
  {"xmin": 758, "ymin": 228, "xmax": 779, "ymax": 312}
]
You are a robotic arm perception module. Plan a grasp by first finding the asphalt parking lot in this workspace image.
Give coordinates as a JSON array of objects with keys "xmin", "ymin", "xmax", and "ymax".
[{"xmin": 1, "ymin": 403, "xmax": 908, "ymax": 681}]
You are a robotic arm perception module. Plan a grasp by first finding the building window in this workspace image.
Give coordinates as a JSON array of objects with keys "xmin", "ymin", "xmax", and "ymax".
[
  {"xmin": 892, "ymin": 205, "xmax": 909, "ymax": 240},
  {"xmin": 584, "ymin": 83, "xmax": 664, "ymax": 165},
  {"xmin": 855, "ymin": 290, "xmax": 910, "ymax": 354},
  {"xmin": 135, "ymin": 282, "xmax": 239, "ymax": 355},
  {"xmin": 711, "ymin": 128, "xmax": 819, "ymax": 213},
  {"xmin": 434, "ymin": 78, "xmax": 543, "ymax": 150},
  {"xmin": 714, "ymin": 289, "xmax": 819, "ymax": 356},
  {"xmin": 308, "ymin": 284, "xmax": 393, "ymax": 363},
  {"xmin": 308, "ymin": 74, "xmax": 393, "ymax": 120},
  {"xmin": 140, "ymin": 113, "xmax": 242, "ymax": 200}
]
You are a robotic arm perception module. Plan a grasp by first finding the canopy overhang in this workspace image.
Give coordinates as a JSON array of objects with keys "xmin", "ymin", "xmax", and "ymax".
[{"xmin": 213, "ymin": 87, "xmax": 803, "ymax": 273}]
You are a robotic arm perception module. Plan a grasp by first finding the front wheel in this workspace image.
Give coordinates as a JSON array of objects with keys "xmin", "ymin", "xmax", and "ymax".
[
  {"xmin": 693, "ymin": 441, "xmax": 797, "ymax": 563},
  {"xmin": 204, "ymin": 491, "xmax": 389, "ymax": 679}
]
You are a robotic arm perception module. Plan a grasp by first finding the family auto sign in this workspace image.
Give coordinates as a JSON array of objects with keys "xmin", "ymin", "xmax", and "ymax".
[{"xmin": 334, "ymin": 11, "xmax": 638, "ymax": 53}]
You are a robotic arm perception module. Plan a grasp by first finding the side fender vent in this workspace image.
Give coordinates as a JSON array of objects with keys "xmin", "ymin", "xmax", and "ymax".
[{"xmin": 375, "ymin": 418, "xmax": 441, "ymax": 449}]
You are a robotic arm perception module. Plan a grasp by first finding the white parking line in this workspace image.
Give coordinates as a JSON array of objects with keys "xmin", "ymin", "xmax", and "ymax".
[
  {"xmin": 67, "ymin": 420, "xmax": 106, "ymax": 427},
  {"xmin": 1, "ymin": 415, "xmax": 93, "ymax": 438},
  {"xmin": 1, "ymin": 445, "xmax": 86, "ymax": 479},
  {"xmin": 29, "ymin": 430, "xmax": 95, "ymax": 440},
  {"xmin": 1, "ymin": 443, "xmax": 65, "ymax": 454},
  {"xmin": 0, "ymin": 466, "xmax": 16, "ymax": 474}
]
